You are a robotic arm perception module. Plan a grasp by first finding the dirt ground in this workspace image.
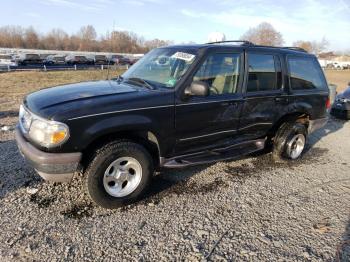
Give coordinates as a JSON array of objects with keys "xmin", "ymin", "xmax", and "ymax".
[
  {"xmin": 324, "ymin": 69, "xmax": 350, "ymax": 92},
  {"xmin": 0, "ymin": 70, "xmax": 349, "ymax": 261}
]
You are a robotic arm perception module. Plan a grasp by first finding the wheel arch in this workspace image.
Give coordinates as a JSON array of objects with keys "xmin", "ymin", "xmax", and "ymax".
[
  {"xmin": 268, "ymin": 112, "xmax": 310, "ymax": 138},
  {"xmin": 80, "ymin": 129, "xmax": 161, "ymax": 172}
]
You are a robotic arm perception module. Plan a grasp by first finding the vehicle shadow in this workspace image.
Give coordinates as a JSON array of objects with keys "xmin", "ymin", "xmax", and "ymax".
[
  {"xmin": 0, "ymin": 139, "xmax": 42, "ymax": 199},
  {"xmin": 306, "ymin": 116, "xmax": 346, "ymax": 151},
  {"xmin": 336, "ymin": 218, "xmax": 350, "ymax": 261},
  {"xmin": 0, "ymin": 116, "xmax": 346, "ymax": 209},
  {"xmin": 135, "ymin": 116, "xmax": 347, "ymax": 208}
]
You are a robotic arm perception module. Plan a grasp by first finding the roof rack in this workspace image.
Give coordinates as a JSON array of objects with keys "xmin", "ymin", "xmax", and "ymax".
[
  {"xmin": 205, "ymin": 40, "xmax": 308, "ymax": 53},
  {"xmin": 206, "ymin": 40, "xmax": 254, "ymax": 46},
  {"xmin": 282, "ymin": 47, "xmax": 308, "ymax": 53}
]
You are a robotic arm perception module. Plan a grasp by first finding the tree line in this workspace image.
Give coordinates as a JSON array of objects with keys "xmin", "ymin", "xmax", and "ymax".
[
  {"xmin": 240, "ymin": 22, "xmax": 329, "ymax": 55},
  {"xmin": 0, "ymin": 25, "xmax": 172, "ymax": 53},
  {"xmin": 0, "ymin": 23, "xmax": 330, "ymax": 55}
]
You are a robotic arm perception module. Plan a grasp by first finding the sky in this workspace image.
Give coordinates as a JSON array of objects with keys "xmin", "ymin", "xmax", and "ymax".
[{"xmin": 1, "ymin": 0, "xmax": 349, "ymax": 51}]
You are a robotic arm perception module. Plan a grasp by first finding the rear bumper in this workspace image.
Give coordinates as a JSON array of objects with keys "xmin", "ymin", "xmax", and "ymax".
[
  {"xmin": 15, "ymin": 126, "xmax": 82, "ymax": 182},
  {"xmin": 308, "ymin": 117, "xmax": 328, "ymax": 134}
]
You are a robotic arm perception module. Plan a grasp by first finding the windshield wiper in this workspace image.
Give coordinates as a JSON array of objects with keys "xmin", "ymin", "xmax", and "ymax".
[
  {"xmin": 111, "ymin": 75, "xmax": 124, "ymax": 82},
  {"xmin": 126, "ymin": 77, "xmax": 155, "ymax": 90}
]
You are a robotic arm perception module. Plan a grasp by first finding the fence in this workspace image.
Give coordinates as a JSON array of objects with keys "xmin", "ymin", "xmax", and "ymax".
[{"xmin": 0, "ymin": 64, "xmax": 129, "ymax": 72}]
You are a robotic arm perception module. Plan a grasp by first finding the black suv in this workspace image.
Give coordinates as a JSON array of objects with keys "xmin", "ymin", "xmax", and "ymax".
[{"xmin": 16, "ymin": 41, "xmax": 330, "ymax": 209}]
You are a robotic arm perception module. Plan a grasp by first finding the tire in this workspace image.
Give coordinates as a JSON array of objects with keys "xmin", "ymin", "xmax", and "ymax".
[
  {"xmin": 272, "ymin": 122, "xmax": 307, "ymax": 162},
  {"xmin": 85, "ymin": 140, "xmax": 154, "ymax": 209}
]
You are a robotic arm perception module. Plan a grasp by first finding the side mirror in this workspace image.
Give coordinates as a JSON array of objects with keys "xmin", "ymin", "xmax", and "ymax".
[{"xmin": 185, "ymin": 81, "xmax": 209, "ymax": 97}]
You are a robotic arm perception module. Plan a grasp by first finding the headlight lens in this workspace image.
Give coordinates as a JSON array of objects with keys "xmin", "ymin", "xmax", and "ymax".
[{"xmin": 19, "ymin": 105, "xmax": 69, "ymax": 148}]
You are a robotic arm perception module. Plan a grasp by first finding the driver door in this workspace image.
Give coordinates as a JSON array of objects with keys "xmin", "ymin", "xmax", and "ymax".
[{"xmin": 174, "ymin": 51, "xmax": 244, "ymax": 155}]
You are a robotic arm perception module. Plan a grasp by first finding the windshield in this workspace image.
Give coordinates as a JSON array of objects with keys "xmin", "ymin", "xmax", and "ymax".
[{"xmin": 122, "ymin": 47, "xmax": 198, "ymax": 88}]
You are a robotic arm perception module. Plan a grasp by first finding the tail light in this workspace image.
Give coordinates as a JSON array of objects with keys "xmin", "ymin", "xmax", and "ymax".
[{"xmin": 326, "ymin": 97, "xmax": 331, "ymax": 109}]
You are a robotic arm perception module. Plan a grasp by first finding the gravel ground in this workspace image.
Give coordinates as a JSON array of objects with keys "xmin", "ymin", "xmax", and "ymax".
[{"xmin": 0, "ymin": 113, "xmax": 349, "ymax": 261}]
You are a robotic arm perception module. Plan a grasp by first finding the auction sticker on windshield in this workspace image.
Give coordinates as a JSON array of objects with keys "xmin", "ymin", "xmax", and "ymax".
[{"xmin": 171, "ymin": 52, "xmax": 195, "ymax": 62}]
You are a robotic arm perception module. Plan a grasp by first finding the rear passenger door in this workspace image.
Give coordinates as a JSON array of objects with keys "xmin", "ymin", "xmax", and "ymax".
[{"xmin": 238, "ymin": 51, "xmax": 287, "ymax": 140}]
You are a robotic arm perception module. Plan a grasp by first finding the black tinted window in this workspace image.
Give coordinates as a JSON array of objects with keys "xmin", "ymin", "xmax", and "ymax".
[
  {"xmin": 288, "ymin": 56, "xmax": 326, "ymax": 90},
  {"xmin": 247, "ymin": 54, "xmax": 281, "ymax": 92},
  {"xmin": 193, "ymin": 53, "xmax": 240, "ymax": 95}
]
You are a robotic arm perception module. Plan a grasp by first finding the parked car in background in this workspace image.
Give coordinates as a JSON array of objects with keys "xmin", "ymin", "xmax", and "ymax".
[
  {"xmin": 44, "ymin": 55, "xmax": 66, "ymax": 65},
  {"xmin": 331, "ymin": 83, "xmax": 350, "ymax": 120},
  {"xmin": 65, "ymin": 55, "xmax": 92, "ymax": 65},
  {"xmin": 94, "ymin": 55, "xmax": 108, "ymax": 65},
  {"xmin": 329, "ymin": 62, "xmax": 349, "ymax": 70},
  {"xmin": 110, "ymin": 54, "xmax": 131, "ymax": 65},
  {"xmin": 16, "ymin": 53, "xmax": 43, "ymax": 66},
  {"xmin": 40, "ymin": 53, "xmax": 56, "ymax": 59},
  {"xmin": 130, "ymin": 57, "xmax": 140, "ymax": 65},
  {"xmin": 0, "ymin": 54, "xmax": 17, "ymax": 66}
]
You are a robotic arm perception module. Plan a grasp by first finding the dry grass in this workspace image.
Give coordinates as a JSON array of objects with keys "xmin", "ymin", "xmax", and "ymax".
[
  {"xmin": 324, "ymin": 69, "xmax": 350, "ymax": 92},
  {"xmin": 0, "ymin": 69, "xmax": 124, "ymax": 111},
  {"xmin": 0, "ymin": 69, "xmax": 349, "ymax": 112}
]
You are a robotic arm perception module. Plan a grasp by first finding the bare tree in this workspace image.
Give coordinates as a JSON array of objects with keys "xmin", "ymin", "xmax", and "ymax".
[
  {"xmin": 293, "ymin": 40, "xmax": 313, "ymax": 52},
  {"xmin": 77, "ymin": 25, "xmax": 97, "ymax": 51},
  {"xmin": 293, "ymin": 37, "xmax": 329, "ymax": 54},
  {"xmin": 240, "ymin": 22, "xmax": 284, "ymax": 46},
  {"xmin": 0, "ymin": 24, "xmax": 172, "ymax": 53},
  {"xmin": 24, "ymin": 26, "xmax": 39, "ymax": 49}
]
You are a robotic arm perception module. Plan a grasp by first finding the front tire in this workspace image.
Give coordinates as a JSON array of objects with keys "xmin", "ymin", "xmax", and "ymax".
[
  {"xmin": 272, "ymin": 122, "xmax": 307, "ymax": 162},
  {"xmin": 85, "ymin": 140, "xmax": 154, "ymax": 209}
]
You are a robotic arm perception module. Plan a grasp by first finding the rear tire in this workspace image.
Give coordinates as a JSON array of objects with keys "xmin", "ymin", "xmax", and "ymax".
[
  {"xmin": 272, "ymin": 122, "xmax": 307, "ymax": 162},
  {"xmin": 85, "ymin": 140, "xmax": 154, "ymax": 209}
]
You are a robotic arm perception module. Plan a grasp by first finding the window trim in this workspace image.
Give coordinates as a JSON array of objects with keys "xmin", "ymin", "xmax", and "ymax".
[
  {"xmin": 180, "ymin": 50, "xmax": 244, "ymax": 100},
  {"xmin": 244, "ymin": 51, "xmax": 283, "ymax": 94},
  {"xmin": 286, "ymin": 54, "xmax": 328, "ymax": 92}
]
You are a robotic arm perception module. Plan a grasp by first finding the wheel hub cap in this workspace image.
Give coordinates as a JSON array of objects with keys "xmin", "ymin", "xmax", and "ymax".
[
  {"xmin": 103, "ymin": 157, "xmax": 142, "ymax": 198},
  {"xmin": 286, "ymin": 134, "xmax": 305, "ymax": 159}
]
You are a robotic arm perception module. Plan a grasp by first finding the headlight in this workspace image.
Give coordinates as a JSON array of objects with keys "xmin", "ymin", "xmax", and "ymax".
[{"xmin": 19, "ymin": 105, "xmax": 69, "ymax": 148}]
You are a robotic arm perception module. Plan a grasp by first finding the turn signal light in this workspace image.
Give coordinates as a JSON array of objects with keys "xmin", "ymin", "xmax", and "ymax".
[{"xmin": 51, "ymin": 131, "xmax": 68, "ymax": 144}]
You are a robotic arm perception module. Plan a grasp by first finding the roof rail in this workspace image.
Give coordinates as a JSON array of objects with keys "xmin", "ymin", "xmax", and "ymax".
[
  {"xmin": 206, "ymin": 40, "xmax": 254, "ymax": 46},
  {"xmin": 205, "ymin": 41, "xmax": 308, "ymax": 53},
  {"xmin": 282, "ymin": 47, "xmax": 308, "ymax": 53}
]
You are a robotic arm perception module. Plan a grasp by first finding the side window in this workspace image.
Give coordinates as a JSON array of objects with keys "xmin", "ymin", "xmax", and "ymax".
[
  {"xmin": 288, "ymin": 56, "xmax": 327, "ymax": 90},
  {"xmin": 247, "ymin": 54, "xmax": 281, "ymax": 92},
  {"xmin": 193, "ymin": 53, "xmax": 240, "ymax": 95}
]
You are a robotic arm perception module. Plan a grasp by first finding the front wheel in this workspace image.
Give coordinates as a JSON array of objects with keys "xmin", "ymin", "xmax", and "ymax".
[
  {"xmin": 85, "ymin": 140, "xmax": 154, "ymax": 209},
  {"xmin": 272, "ymin": 122, "xmax": 307, "ymax": 162}
]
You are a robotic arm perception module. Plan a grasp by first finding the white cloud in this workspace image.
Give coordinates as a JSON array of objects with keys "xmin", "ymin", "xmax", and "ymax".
[
  {"xmin": 41, "ymin": 0, "xmax": 107, "ymax": 12},
  {"xmin": 181, "ymin": 0, "xmax": 350, "ymax": 50},
  {"xmin": 122, "ymin": 0, "xmax": 165, "ymax": 6}
]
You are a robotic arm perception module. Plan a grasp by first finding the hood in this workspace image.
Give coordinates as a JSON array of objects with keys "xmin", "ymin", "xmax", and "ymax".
[
  {"xmin": 24, "ymin": 80, "xmax": 138, "ymax": 117},
  {"xmin": 338, "ymin": 87, "xmax": 350, "ymax": 99}
]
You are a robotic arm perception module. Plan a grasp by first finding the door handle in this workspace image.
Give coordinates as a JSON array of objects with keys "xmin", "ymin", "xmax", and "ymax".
[{"xmin": 275, "ymin": 97, "xmax": 288, "ymax": 103}]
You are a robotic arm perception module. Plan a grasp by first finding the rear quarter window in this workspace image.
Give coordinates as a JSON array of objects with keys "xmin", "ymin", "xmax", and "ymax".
[{"xmin": 287, "ymin": 56, "xmax": 327, "ymax": 91}]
